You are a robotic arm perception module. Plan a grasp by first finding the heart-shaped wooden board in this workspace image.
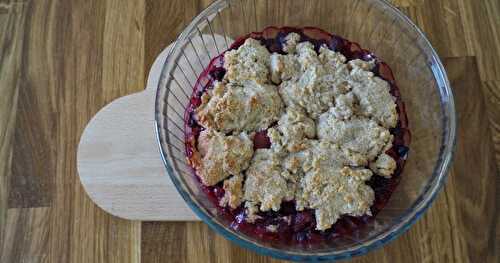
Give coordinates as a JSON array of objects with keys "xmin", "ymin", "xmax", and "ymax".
[{"xmin": 77, "ymin": 35, "xmax": 230, "ymax": 221}]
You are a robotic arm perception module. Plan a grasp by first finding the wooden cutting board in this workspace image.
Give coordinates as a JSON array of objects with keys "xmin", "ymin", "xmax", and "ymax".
[
  {"xmin": 77, "ymin": 35, "xmax": 229, "ymax": 221},
  {"xmin": 76, "ymin": 43, "xmax": 193, "ymax": 221}
]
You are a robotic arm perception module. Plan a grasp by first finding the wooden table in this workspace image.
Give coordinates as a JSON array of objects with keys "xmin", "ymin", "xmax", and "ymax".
[{"xmin": 1, "ymin": 0, "xmax": 499, "ymax": 262}]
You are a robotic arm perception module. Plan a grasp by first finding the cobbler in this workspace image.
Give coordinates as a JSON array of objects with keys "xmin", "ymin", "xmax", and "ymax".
[{"xmin": 185, "ymin": 27, "xmax": 410, "ymax": 244}]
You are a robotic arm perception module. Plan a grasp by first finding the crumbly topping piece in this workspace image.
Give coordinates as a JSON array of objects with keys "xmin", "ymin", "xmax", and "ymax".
[
  {"xmin": 279, "ymin": 65, "xmax": 335, "ymax": 118},
  {"xmin": 270, "ymin": 53, "xmax": 300, "ymax": 84},
  {"xmin": 191, "ymin": 129, "xmax": 254, "ymax": 186},
  {"xmin": 348, "ymin": 59, "xmax": 375, "ymax": 71},
  {"xmin": 283, "ymin": 140, "xmax": 368, "ymax": 176},
  {"xmin": 243, "ymin": 149, "xmax": 295, "ymax": 212},
  {"xmin": 270, "ymin": 107, "xmax": 316, "ymax": 153},
  {"xmin": 244, "ymin": 202, "xmax": 262, "ymax": 223},
  {"xmin": 331, "ymin": 92, "xmax": 357, "ymax": 120},
  {"xmin": 220, "ymin": 174, "xmax": 244, "ymax": 209},
  {"xmin": 317, "ymin": 115, "xmax": 392, "ymax": 161},
  {"xmin": 296, "ymin": 42, "xmax": 322, "ymax": 69},
  {"xmin": 318, "ymin": 46, "xmax": 349, "ymax": 79},
  {"xmin": 265, "ymin": 128, "xmax": 286, "ymax": 155},
  {"xmin": 319, "ymin": 46, "xmax": 347, "ymax": 66},
  {"xmin": 282, "ymin": 32, "xmax": 301, "ymax": 53},
  {"xmin": 278, "ymin": 43, "xmax": 354, "ymax": 118},
  {"xmin": 196, "ymin": 80, "xmax": 283, "ymax": 133},
  {"xmin": 297, "ymin": 166, "xmax": 374, "ymax": 230},
  {"xmin": 370, "ymin": 153, "xmax": 397, "ymax": 178},
  {"xmin": 318, "ymin": 46, "xmax": 351, "ymax": 95},
  {"xmin": 224, "ymin": 38, "xmax": 271, "ymax": 83},
  {"xmin": 281, "ymin": 140, "xmax": 374, "ymax": 229},
  {"xmin": 348, "ymin": 59, "xmax": 398, "ymax": 128}
]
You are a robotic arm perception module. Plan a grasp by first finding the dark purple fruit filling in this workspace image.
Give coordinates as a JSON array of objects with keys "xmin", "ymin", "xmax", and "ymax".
[{"xmin": 184, "ymin": 26, "xmax": 411, "ymax": 245}]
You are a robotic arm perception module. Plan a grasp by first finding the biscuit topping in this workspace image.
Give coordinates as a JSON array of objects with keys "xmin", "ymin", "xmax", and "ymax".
[{"xmin": 189, "ymin": 33, "xmax": 401, "ymax": 231}]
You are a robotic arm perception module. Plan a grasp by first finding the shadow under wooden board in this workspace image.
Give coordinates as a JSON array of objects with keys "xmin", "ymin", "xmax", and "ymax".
[{"xmin": 141, "ymin": 57, "xmax": 498, "ymax": 263}]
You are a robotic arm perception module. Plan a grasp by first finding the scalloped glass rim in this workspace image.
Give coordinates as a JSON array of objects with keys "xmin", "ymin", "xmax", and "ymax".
[{"xmin": 154, "ymin": 0, "xmax": 457, "ymax": 260}]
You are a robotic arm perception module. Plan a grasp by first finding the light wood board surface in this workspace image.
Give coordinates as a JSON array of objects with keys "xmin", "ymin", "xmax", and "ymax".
[
  {"xmin": 1, "ymin": 0, "xmax": 499, "ymax": 262},
  {"xmin": 76, "ymin": 35, "xmax": 228, "ymax": 221}
]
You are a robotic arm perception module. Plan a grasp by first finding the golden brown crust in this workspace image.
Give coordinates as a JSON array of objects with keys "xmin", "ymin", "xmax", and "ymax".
[
  {"xmin": 192, "ymin": 130, "xmax": 254, "ymax": 186},
  {"xmin": 223, "ymin": 38, "xmax": 270, "ymax": 83},
  {"xmin": 369, "ymin": 153, "xmax": 397, "ymax": 178},
  {"xmin": 317, "ymin": 115, "xmax": 392, "ymax": 162},
  {"xmin": 243, "ymin": 149, "xmax": 295, "ymax": 212},
  {"xmin": 186, "ymin": 135, "xmax": 203, "ymax": 171},
  {"xmin": 220, "ymin": 174, "xmax": 244, "ymax": 209},
  {"xmin": 195, "ymin": 80, "xmax": 283, "ymax": 133}
]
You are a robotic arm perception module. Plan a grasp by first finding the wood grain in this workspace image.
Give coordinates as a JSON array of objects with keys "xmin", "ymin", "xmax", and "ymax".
[
  {"xmin": 433, "ymin": 57, "xmax": 497, "ymax": 262},
  {"xmin": 1, "ymin": 0, "xmax": 499, "ymax": 263},
  {"xmin": 400, "ymin": 0, "xmax": 470, "ymax": 58},
  {"xmin": 0, "ymin": 0, "xmax": 25, "ymax": 252},
  {"xmin": 483, "ymin": 80, "xmax": 500, "ymax": 170},
  {"xmin": 50, "ymin": 0, "xmax": 143, "ymax": 262},
  {"xmin": 389, "ymin": 0, "xmax": 424, "ymax": 7},
  {"xmin": 457, "ymin": 0, "xmax": 500, "ymax": 81},
  {"xmin": 0, "ymin": 208, "xmax": 50, "ymax": 263},
  {"xmin": 1, "ymin": 0, "xmax": 143, "ymax": 263},
  {"xmin": 141, "ymin": 222, "xmax": 188, "ymax": 262},
  {"xmin": 483, "ymin": 80, "xmax": 500, "ymax": 257}
]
